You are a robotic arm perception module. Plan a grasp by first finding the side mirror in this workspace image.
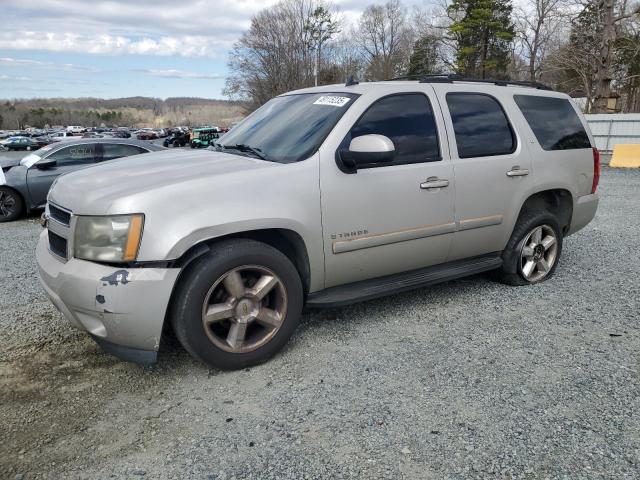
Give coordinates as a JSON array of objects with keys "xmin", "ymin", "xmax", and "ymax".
[
  {"xmin": 338, "ymin": 134, "xmax": 395, "ymax": 173},
  {"xmin": 35, "ymin": 158, "xmax": 57, "ymax": 170}
]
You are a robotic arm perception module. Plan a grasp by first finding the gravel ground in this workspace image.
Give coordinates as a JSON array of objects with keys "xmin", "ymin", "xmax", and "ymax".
[{"xmin": 1, "ymin": 167, "xmax": 639, "ymax": 480}]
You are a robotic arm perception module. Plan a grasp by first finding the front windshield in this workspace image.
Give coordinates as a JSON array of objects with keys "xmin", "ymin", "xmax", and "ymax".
[{"xmin": 218, "ymin": 92, "xmax": 358, "ymax": 163}]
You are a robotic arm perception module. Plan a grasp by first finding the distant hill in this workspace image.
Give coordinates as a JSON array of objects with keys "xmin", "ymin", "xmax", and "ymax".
[{"xmin": 0, "ymin": 97, "xmax": 248, "ymax": 129}]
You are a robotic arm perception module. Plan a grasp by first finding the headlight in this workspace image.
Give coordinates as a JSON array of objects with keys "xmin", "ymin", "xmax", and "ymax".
[{"xmin": 74, "ymin": 214, "xmax": 144, "ymax": 263}]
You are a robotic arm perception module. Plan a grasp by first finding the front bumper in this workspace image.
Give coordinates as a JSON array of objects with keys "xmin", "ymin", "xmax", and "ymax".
[
  {"xmin": 36, "ymin": 231, "xmax": 180, "ymax": 363},
  {"xmin": 567, "ymin": 193, "xmax": 599, "ymax": 236}
]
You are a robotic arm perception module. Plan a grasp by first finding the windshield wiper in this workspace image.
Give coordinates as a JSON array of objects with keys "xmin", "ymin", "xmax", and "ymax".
[{"xmin": 215, "ymin": 143, "xmax": 267, "ymax": 161}]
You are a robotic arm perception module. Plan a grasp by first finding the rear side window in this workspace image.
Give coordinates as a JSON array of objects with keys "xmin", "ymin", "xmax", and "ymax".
[
  {"xmin": 102, "ymin": 143, "xmax": 148, "ymax": 161},
  {"xmin": 514, "ymin": 95, "xmax": 591, "ymax": 150},
  {"xmin": 446, "ymin": 93, "xmax": 515, "ymax": 158},
  {"xmin": 347, "ymin": 93, "xmax": 441, "ymax": 165}
]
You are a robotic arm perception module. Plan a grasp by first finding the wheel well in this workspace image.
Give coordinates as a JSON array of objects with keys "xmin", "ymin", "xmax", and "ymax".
[
  {"xmin": 518, "ymin": 189, "xmax": 573, "ymax": 234},
  {"xmin": 172, "ymin": 229, "xmax": 311, "ymax": 296}
]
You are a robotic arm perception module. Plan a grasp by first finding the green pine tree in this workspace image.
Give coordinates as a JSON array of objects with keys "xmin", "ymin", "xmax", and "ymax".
[
  {"xmin": 407, "ymin": 35, "xmax": 439, "ymax": 77},
  {"xmin": 448, "ymin": 0, "xmax": 515, "ymax": 79}
]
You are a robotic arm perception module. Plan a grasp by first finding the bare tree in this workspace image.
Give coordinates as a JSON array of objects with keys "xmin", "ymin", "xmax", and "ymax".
[
  {"xmin": 592, "ymin": 0, "xmax": 640, "ymax": 112},
  {"xmin": 354, "ymin": 0, "xmax": 414, "ymax": 80},
  {"xmin": 514, "ymin": 0, "xmax": 569, "ymax": 81},
  {"xmin": 225, "ymin": 0, "xmax": 339, "ymax": 108},
  {"xmin": 304, "ymin": 5, "xmax": 341, "ymax": 86}
]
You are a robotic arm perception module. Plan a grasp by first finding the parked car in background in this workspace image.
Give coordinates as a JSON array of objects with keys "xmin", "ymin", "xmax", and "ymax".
[
  {"xmin": 49, "ymin": 131, "xmax": 74, "ymax": 139},
  {"xmin": 136, "ymin": 129, "xmax": 158, "ymax": 140},
  {"xmin": 0, "ymin": 136, "xmax": 41, "ymax": 151},
  {"xmin": 33, "ymin": 135, "xmax": 61, "ymax": 148},
  {"xmin": 66, "ymin": 126, "xmax": 85, "ymax": 135},
  {"xmin": 0, "ymin": 139, "xmax": 164, "ymax": 222},
  {"xmin": 190, "ymin": 127, "xmax": 221, "ymax": 148},
  {"xmin": 163, "ymin": 129, "xmax": 190, "ymax": 147},
  {"xmin": 112, "ymin": 128, "xmax": 132, "ymax": 138}
]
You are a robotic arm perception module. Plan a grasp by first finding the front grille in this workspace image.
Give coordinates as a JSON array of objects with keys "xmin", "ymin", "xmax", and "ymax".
[
  {"xmin": 49, "ymin": 204, "xmax": 71, "ymax": 226},
  {"xmin": 48, "ymin": 231, "xmax": 68, "ymax": 258}
]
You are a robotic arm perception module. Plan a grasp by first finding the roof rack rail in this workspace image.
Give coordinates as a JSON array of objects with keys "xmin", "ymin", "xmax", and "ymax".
[{"xmin": 387, "ymin": 73, "xmax": 553, "ymax": 91}]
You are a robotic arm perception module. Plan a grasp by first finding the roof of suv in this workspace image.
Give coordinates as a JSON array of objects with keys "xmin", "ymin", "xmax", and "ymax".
[{"xmin": 285, "ymin": 78, "xmax": 568, "ymax": 99}]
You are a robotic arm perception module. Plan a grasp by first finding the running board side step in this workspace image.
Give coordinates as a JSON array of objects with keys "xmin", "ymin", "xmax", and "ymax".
[{"xmin": 306, "ymin": 253, "xmax": 503, "ymax": 308}]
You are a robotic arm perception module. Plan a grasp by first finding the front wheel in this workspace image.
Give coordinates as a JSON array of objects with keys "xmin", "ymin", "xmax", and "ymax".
[
  {"xmin": 496, "ymin": 211, "xmax": 563, "ymax": 286},
  {"xmin": 0, "ymin": 187, "xmax": 25, "ymax": 222},
  {"xmin": 170, "ymin": 239, "xmax": 303, "ymax": 370}
]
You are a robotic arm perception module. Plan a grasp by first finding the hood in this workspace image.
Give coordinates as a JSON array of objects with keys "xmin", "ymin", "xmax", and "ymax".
[{"xmin": 48, "ymin": 149, "xmax": 279, "ymax": 214}]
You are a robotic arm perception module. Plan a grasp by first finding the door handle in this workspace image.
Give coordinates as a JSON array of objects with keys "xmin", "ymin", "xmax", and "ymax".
[
  {"xmin": 506, "ymin": 167, "xmax": 529, "ymax": 177},
  {"xmin": 420, "ymin": 178, "xmax": 449, "ymax": 189}
]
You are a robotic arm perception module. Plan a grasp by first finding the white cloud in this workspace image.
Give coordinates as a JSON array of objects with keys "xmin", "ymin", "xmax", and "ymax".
[
  {"xmin": 0, "ymin": 31, "xmax": 230, "ymax": 59},
  {"xmin": 0, "ymin": 0, "xmax": 276, "ymax": 58},
  {"xmin": 141, "ymin": 69, "xmax": 225, "ymax": 80},
  {"xmin": 0, "ymin": 56, "xmax": 98, "ymax": 72},
  {"xmin": 0, "ymin": 74, "xmax": 32, "ymax": 81},
  {"xmin": 0, "ymin": 0, "xmax": 434, "ymax": 60}
]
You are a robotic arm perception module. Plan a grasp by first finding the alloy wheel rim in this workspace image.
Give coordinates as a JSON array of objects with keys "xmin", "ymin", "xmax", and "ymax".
[
  {"xmin": 201, "ymin": 265, "xmax": 288, "ymax": 353},
  {"xmin": 519, "ymin": 224, "xmax": 558, "ymax": 282},
  {"xmin": 0, "ymin": 191, "xmax": 16, "ymax": 217}
]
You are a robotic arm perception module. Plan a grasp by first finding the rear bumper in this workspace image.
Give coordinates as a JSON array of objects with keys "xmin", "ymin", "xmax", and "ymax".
[
  {"xmin": 567, "ymin": 193, "xmax": 599, "ymax": 236},
  {"xmin": 36, "ymin": 231, "xmax": 180, "ymax": 363}
]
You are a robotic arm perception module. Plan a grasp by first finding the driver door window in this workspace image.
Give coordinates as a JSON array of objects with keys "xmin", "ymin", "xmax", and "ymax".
[
  {"xmin": 344, "ymin": 93, "xmax": 441, "ymax": 166},
  {"xmin": 47, "ymin": 144, "xmax": 97, "ymax": 166}
]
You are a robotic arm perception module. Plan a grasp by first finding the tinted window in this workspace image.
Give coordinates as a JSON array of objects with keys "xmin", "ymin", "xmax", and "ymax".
[
  {"xmin": 47, "ymin": 144, "xmax": 96, "ymax": 166},
  {"xmin": 514, "ymin": 95, "xmax": 591, "ymax": 150},
  {"xmin": 347, "ymin": 93, "xmax": 440, "ymax": 166},
  {"xmin": 447, "ymin": 93, "xmax": 515, "ymax": 158},
  {"xmin": 102, "ymin": 144, "xmax": 148, "ymax": 161}
]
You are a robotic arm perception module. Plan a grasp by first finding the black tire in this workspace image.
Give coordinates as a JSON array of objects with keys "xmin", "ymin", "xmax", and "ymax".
[
  {"xmin": 0, "ymin": 187, "xmax": 25, "ymax": 222},
  {"xmin": 170, "ymin": 239, "xmax": 304, "ymax": 370},
  {"xmin": 172, "ymin": 140, "xmax": 180, "ymax": 147},
  {"xmin": 495, "ymin": 210, "xmax": 563, "ymax": 286}
]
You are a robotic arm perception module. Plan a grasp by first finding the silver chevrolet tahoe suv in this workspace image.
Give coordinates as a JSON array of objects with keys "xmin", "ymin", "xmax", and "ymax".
[{"xmin": 36, "ymin": 77, "xmax": 600, "ymax": 369}]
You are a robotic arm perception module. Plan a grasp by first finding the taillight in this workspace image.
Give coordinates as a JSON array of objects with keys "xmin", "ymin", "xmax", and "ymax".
[{"xmin": 592, "ymin": 147, "xmax": 600, "ymax": 194}]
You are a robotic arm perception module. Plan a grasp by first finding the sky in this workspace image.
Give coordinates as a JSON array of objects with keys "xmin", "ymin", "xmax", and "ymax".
[{"xmin": 0, "ymin": 0, "xmax": 431, "ymax": 100}]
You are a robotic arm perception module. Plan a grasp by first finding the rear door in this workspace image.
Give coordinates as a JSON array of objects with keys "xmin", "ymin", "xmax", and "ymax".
[
  {"xmin": 26, "ymin": 143, "xmax": 97, "ymax": 207},
  {"xmin": 434, "ymin": 86, "xmax": 534, "ymax": 260}
]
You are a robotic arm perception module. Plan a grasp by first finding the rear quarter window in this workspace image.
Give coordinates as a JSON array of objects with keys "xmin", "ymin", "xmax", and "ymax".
[
  {"xmin": 446, "ymin": 93, "xmax": 515, "ymax": 159},
  {"xmin": 514, "ymin": 95, "xmax": 591, "ymax": 150}
]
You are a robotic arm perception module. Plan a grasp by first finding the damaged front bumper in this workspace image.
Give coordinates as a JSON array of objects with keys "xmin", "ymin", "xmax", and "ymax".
[{"xmin": 36, "ymin": 231, "xmax": 180, "ymax": 364}]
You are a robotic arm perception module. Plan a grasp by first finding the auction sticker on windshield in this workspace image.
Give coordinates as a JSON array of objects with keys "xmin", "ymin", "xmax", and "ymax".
[{"xmin": 313, "ymin": 96, "xmax": 351, "ymax": 107}]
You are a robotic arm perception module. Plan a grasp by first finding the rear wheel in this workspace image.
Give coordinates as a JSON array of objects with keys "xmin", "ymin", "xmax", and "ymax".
[
  {"xmin": 495, "ymin": 211, "xmax": 563, "ymax": 286},
  {"xmin": 170, "ymin": 239, "xmax": 303, "ymax": 370},
  {"xmin": 0, "ymin": 187, "xmax": 25, "ymax": 222}
]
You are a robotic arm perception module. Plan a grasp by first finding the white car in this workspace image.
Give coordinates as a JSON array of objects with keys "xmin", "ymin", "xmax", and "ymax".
[{"xmin": 65, "ymin": 126, "xmax": 85, "ymax": 135}]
